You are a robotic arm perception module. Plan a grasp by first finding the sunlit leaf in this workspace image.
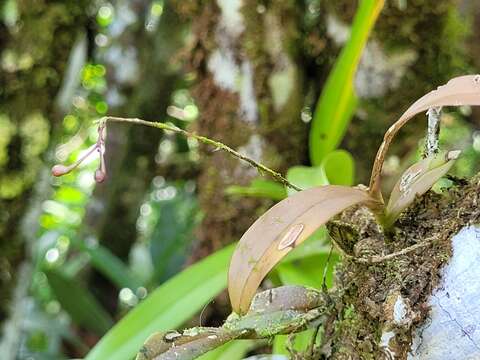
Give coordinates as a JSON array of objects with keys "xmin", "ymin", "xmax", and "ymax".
[
  {"xmin": 369, "ymin": 74, "xmax": 480, "ymax": 199},
  {"xmin": 282, "ymin": 227, "xmax": 329, "ymax": 262},
  {"xmin": 228, "ymin": 185, "xmax": 378, "ymax": 314},
  {"xmin": 286, "ymin": 166, "xmax": 328, "ymax": 195},
  {"xmin": 277, "ymin": 253, "xmax": 339, "ymax": 290},
  {"xmin": 85, "ymin": 244, "xmax": 234, "ymax": 360},
  {"xmin": 273, "ymin": 330, "xmax": 314, "ymax": 357},
  {"xmin": 225, "ymin": 179, "xmax": 287, "ymax": 201},
  {"xmin": 384, "ymin": 150, "xmax": 460, "ymax": 226},
  {"xmin": 309, "ymin": 0, "xmax": 384, "ymax": 165},
  {"xmin": 322, "ymin": 150, "xmax": 355, "ymax": 186}
]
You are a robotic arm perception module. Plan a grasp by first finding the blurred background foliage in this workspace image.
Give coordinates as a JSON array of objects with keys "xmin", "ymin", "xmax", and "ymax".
[{"xmin": 0, "ymin": 0, "xmax": 479, "ymax": 359}]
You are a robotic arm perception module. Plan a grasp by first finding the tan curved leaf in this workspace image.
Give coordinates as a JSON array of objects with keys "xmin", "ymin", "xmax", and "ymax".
[
  {"xmin": 369, "ymin": 75, "xmax": 480, "ymax": 199},
  {"xmin": 384, "ymin": 151, "xmax": 460, "ymax": 227},
  {"xmin": 228, "ymin": 185, "xmax": 378, "ymax": 314}
]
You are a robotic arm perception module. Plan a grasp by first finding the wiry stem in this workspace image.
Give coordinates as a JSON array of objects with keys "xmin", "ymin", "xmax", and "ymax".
[
  {"xmin": 98, "ymin": 116, "xmax": 302, "ymax": 192},
  {"xmin": 425, "ymin": 107, "xmax": 442, "ymax": 157},
  {"xmin": 355, "ymin": 237, "xmax": 435, "ymax": 264}
]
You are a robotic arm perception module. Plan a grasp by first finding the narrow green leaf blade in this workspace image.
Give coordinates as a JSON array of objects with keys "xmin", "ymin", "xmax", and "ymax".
[
  {"xmin": 70, "ymin": 237, "xmax": 142, "ymax": 290},
  {"xmin": 322, "ymin": 150, "xmax": 355, "ymax": 186},
  {"xmin": 286, "ymin": 166, "xmax": 329, "ymax": 195},
  {"xmin": 309, "ymin": 0, "xmax": 384, "ymax": 165},
  {"xmin": 86, "ymin": 244, "xmax": 234, "ymax": 360},
  {"xmin": 45, "ymin": 269, "xmax": 113, "ymax": 335}
]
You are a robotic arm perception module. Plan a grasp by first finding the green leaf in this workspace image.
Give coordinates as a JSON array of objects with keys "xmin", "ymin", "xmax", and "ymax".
[
  {"xmin": 283, "ymin": 227, "xmax": 329, "ymax": 262},
  {"xmin": 85, "ymin": 244, "xmax": 234, "ymax": 360},
  {"xmin": 277, "ymin": 252, "xmax": 339, "ymax": 290},
  {"xmin": 45, "ymin": 269, "xmax": 113, "ymax": 335},
  {"xmin": 276, "ymin": 262, "xmax": 321, "ymax": 289},
  {"xmin": 197, "ymin": 340, "xmax": 257, "ymax": 360},
  {"xmin": 149, "ymin": 185, "xmax": 200, "ymax": 283},
  {"xmin": 322, "ymin": 150, "xmax": 355, "ymax": 186},
  {"xmin": 309, "ymin": 0, "xmax": 384, "ymax": 165},
  {"xmin": 70, "ymin": 237, "xmax": 142, "ymax": 290},
  {"xmin": 286, "ymin": 166, "xmax": 329, "ymax": 195},
  {"xmin": 273, "ymin": 330, "xmax": 314, "ymax": 356},
  {"xmin": 225, "ymin": 179, "xmax": 287, "ymax": 201}
]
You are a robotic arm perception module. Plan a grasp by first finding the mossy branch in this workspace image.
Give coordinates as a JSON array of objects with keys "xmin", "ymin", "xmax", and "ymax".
[
  {"xmin": 98, "ymin": 116, "xmax": 302, "ymax": 192},
  {"xmin": 136, "ymin": 286, "xmax": 331, "ymax": 360}
]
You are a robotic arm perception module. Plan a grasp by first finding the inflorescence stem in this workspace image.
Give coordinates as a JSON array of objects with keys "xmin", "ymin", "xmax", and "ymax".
[{"xmin": 93, "ymin": 116, "xmax": 302, "ymax": 191}]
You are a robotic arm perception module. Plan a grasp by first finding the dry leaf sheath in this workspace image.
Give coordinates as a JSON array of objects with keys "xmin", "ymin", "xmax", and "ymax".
[{"xmin": 384, "ymin": 150, "xmax": 460, "ymax": 226}]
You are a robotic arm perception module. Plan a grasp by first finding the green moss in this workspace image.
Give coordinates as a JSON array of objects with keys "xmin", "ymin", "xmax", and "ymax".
[{"xmin": 0, "ymin": 0, "xmax": 91, "ymax": 323}]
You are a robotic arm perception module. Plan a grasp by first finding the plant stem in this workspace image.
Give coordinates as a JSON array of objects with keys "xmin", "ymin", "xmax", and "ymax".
[
  {"xmin": 425, "ymin": 107, "xmax": 442, "ymax": 157},
  {"xmin": 98, "ymin": 116, "xmax": 302, "ymax": 192}
]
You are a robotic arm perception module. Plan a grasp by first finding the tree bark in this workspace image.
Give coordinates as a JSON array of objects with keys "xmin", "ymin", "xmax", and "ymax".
[
  {"xmin": 176, "ymin": 0, "xmax": 473, "ymax": 259},
  {"xmin": 175, "ymin": 1, "xmax": 309, "ymax": 259},
  {"xmin": 0, "ymin": 0, "xmax": 90, "ymax": 327}
]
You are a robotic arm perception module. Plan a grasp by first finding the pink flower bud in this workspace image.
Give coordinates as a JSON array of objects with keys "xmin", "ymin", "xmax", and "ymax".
[
  {"xmin": 94, "ymin": 169, "xmax": 106, "ymax": 183},
  {"xmin": 51, "ymin": 164, "xmax": 71, "ymax": 177}
]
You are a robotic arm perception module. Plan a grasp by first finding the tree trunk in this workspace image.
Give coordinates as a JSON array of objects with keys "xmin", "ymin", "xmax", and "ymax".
[
  {"xmin": 0, "ymin": 0, "xmax": 90, "ymax": 328},
  {"xmin": 175, "ymin": 1, "xmax": 310, "ymax": 259}
]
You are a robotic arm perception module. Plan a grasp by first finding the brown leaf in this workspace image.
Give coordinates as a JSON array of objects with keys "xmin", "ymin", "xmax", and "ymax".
[
  {"xmin": 228, "ymin": 185, "xmax": 378, "ymax": 314},
  {"xmin": 384, "ymin": 151, "xmax": 459, "ymax": 226},
  {"xmin": 369, "ymin": 75, "xmax": 480, "ymax": 200}
]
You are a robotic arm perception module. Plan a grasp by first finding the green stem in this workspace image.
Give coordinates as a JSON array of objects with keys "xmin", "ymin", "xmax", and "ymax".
[{"xmin": 98, "ymin": 116, "xmax": 302, "ymax": 192}]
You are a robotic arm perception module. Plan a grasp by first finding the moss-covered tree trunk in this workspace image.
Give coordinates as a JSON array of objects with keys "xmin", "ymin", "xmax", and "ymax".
[
  {"xmin": 176, "ymin": 1, "xmax": 310, "ymax": 259},
  {"xmin": 0, "ymin": 0, "xmax": 90, "ymax": 328}
]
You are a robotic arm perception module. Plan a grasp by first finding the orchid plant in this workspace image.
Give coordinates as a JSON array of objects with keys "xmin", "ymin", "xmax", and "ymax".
[{"xmin": 53, "ymin": 75, "xmax": 480, "ymax": 359}]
